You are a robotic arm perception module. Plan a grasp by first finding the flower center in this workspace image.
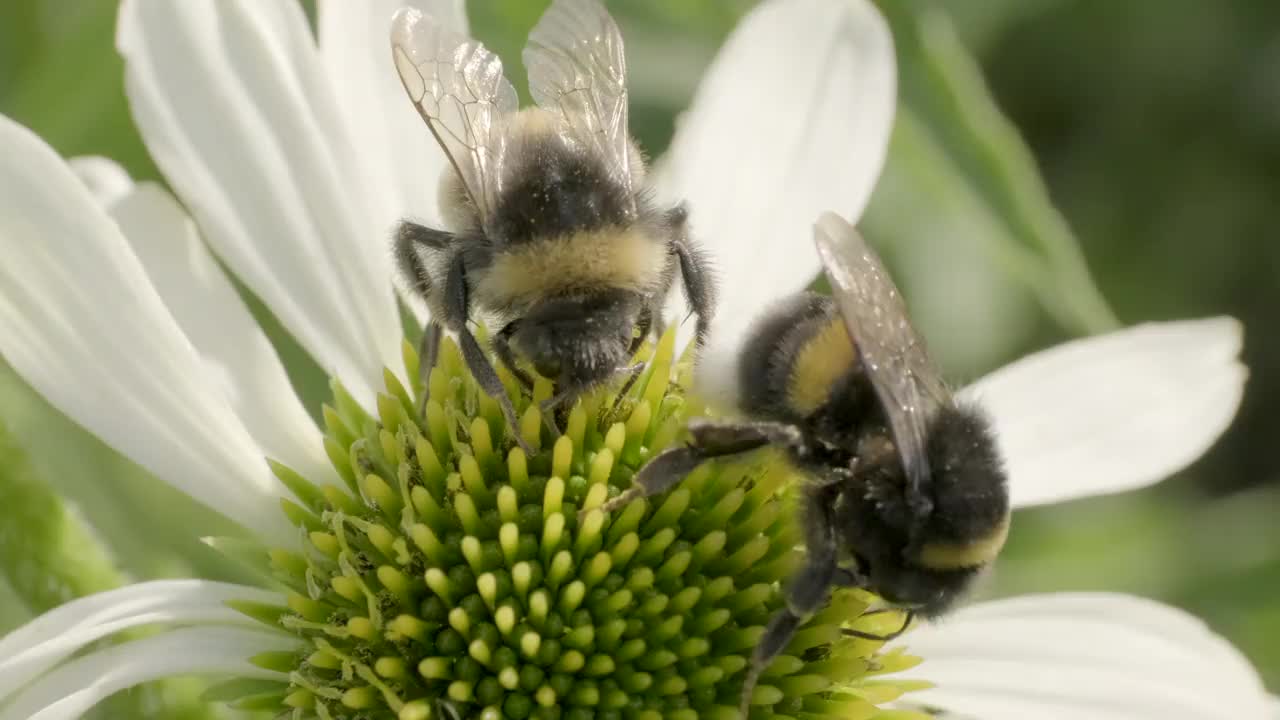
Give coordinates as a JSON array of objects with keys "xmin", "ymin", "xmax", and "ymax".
[{"xmin": 227, "ymin": 329, "xmax": 927, "ymax": 719}]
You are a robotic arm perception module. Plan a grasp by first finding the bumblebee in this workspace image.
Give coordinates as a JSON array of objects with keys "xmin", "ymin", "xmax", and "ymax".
[
  {"xmin": 603, "ymin": 213, "xmax": 1010, "ymax": 713},
  {"xmin": 390, "ymin": 0, "xmax": 714, "ymax": 443}
]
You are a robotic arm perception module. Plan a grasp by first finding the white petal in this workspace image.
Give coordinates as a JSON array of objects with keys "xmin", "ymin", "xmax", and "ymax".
[
  {"xmin": 117, "ymin": 0, "xmax": 404, "ymax": 405},
  {"xmin": 0, "ymin": 579, "xmax": 281, "ymax": 698},
  {"xmin": 109, "ymin": 182, "xmax": 333, "ymax": 482},
  {"xmin": 897, "ymin": 593, "xmax": 1271, "ymax": 720},
  {"xmin": 66, "ymin": 156, "xmax": 134, "ymax": 209},
  {"xmin": 655, "ymin": 0, "xmax": 895, "ymax": 353},
  {"xmin": 960, "ymin": 318, "xmax": 1246, "ymax": 508},
  {"xmin": 1, "ymin": 626, "xmax": 294, "ymax": 720},
  {"xmin": 317, "ymin": 0, "xmax": 464, "ymax": 232},
  {"xmin": 0, "ymin": 115, "xmax": 293, "ymax": 543}
]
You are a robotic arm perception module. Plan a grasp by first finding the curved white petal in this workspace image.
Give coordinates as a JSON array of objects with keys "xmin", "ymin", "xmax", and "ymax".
[
  {"xmin": 117, "ymin": 0, "xmax": 404, "ymax": 405},
  {"xmin": 0, "ymin": 115, "xmax": 292, "ymax": 543},
  {"xmin": 0, "ymin": 579, "xmax": 281, "ymax": 698},
  {"xmin": 0, "ymin": 626, "xmax": 294, "ymax": 720},
  {"xmin": 960, "ymin": 318, "xmax": 1246, "ymax": 508},
  {"xmin": 896, "ymin": 593, "xmax": 1271, "ymax": 720},
  {"xmin": 317, "ymin": 0, "xmax": 464, "ymax": 233},
  {"xmin": 656, "ymin": 0, "xmax": 896, "ymax": 355},
  {"xmin": 66, "ymin": 156, "xmax": 134, "ymax": 209},
  {"xmin": 109, "ymin": 182, "xmax": 333, "ymax": 482}
]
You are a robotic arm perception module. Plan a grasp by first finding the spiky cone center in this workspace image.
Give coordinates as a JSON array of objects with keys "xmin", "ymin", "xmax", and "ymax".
[{"xmin": 217, "ymin": 329, "xmax": 931, "ymax": 719}]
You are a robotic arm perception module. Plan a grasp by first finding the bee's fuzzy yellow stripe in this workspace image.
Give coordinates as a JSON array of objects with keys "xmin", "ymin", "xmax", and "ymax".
[
  {"xmin": 916, "ymin": 514, "xmax": 1011, "ymax": 570},
  {"xmin": 476, "ymin": 228, "xmax": 668, "ymax": 308},
  {"xmin": 786, "ymin": 315, "xmax": 857, "ymax": 417}
]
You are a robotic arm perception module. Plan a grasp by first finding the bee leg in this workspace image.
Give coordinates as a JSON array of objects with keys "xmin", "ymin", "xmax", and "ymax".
[
  {"xmin": 591, "ymin": 419, "xmax": 797, "ymax": 519},
  {"xmin": 443, "ymin": 252, "xmax": 532, "ymax": 455},
  {"xmin": 740, "ymin": 485, "xmax": 841, "ymax": 716},
  {"xmin": 395, "ymin": 221, "xmax": 453, "ymax": 411},
  {"xmin": 628, "ymin": 305, "xmax": 654, "ymax": 355},
  {"xmin": 414, "ymin": 322, "xmax": 443, "ymax": 413},
  {"xmin": 688, "ymin": 418, "xmax": 805, "ymax": 457},
  {"xmin": 611, "ymin": 360, "xmax": 647, "ymax": 402},
  {"xmin": 538, "ymin": 387, "xmax": 579, "ymax": 437},
  {"xmin": 841, "ymin": 610, "xmax": 915, "ymax": 642},
  {"xmin": 666, "ymin": 203, "xmax": 716, "ymax": 348},
  {"xmin": 394, "ymin": 221, "xmax": 452, "ymax": 299},
  {"xmin": 492, "ymin": 321, "xmax": 535, "ymax": 391}
]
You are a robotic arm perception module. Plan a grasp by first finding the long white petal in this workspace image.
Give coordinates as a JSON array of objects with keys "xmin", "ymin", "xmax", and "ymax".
[
  {"xmin": 0, "ymin": 626, "xmax": 294, "ymax": 720},
  {"xmin": 109, "ymin": 181, "xmax": 333, "ymax": 482},
  {"xmin": 960, "ymin": 318, "xmax": 1246, "ymax": 508},
  {"xmin": 896, "ymin": 593, "xmax": 1271, "ymax": 720},
  {"xmin": 656, "ymin": 0, "xmax": 895, "ymax": 355},
  {"xmin": 0, "ymin": 115, "xmax": 292, "ymax": 542},
  {"xmin": 0, "ymin": 580, "xmax": 281, "ymax": 698},
  {"xmin": 117, "ymin": 0, "xmax": 404, "ymax": 405},
  {"xmin": 317, "ymin": 0, "xmax": 464, "ymax": 233}
]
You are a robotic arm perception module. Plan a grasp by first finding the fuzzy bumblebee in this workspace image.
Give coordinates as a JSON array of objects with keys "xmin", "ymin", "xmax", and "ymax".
[
  {"xmin": 605, "ymin": 213, "xmax": 1011, "ymax": 713},
  {"xmin": 390, "ymin": 0, "xmax": 714, "ymax": 444}
]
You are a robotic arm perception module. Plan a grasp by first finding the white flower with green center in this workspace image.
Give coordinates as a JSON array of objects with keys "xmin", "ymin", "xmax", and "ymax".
[{"xmin": 0, "ymin": 0, "xmax": 1272, "ymax": 719}]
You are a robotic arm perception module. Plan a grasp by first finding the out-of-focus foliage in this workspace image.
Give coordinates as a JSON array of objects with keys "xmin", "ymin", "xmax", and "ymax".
[{"xmin": 0, "ymin": 0, "xmax": 1275, "ymax": 706}]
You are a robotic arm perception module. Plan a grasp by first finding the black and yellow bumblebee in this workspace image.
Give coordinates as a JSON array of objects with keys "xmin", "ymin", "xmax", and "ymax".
[
  {"xmin": 603, "ymin": 212, "xmax": 1010, "ymax": 712},
  {"xmin": 390, "ymin": 0, "xmax": 714, "ymax": 444}
]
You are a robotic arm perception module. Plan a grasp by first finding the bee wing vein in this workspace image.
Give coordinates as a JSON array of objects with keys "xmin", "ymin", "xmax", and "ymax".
[
  {"xmin": 813, "ymin": 213, "xmax": 952, "ymax": 493},
  {"xmin": 391, "ymin": 8, "xmax": 517, "ymax": 226},
  {"xmin": 523, "ymin": 0, "xmax": 633, "ymax": 202}
]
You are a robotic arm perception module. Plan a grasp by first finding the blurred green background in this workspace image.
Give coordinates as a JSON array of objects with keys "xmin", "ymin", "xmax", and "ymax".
[{"xmin": 1, "ymin": 0, "xmax": 1277, "ymax": 712}]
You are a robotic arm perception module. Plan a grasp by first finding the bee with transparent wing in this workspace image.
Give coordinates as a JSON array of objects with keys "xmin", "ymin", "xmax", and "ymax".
[
  {"xmin": 391, "ymin": 0, "xmax": 714, "ymax": 445},
  {"xmin": 603, "ymin": 213, "xmax": 1010, "ymax": 713}
]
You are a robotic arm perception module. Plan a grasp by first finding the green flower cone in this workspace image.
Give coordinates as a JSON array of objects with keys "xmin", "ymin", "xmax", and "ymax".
[{"xmin": 214, "ymin": 329, "xmax": 929, "ymax": 719}]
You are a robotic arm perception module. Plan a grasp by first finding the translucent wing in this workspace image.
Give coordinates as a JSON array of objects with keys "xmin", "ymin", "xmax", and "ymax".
[
  {"xmin": 391, "ymin": 8, "xmax": 517, "ymax": 228},
  {"xmin": 813, "ymin": 212, "xmax": 952, "ymax": 495},
  {"xmin": 523, "ymin": 0, "xmax": 634, "ymax": 205}
]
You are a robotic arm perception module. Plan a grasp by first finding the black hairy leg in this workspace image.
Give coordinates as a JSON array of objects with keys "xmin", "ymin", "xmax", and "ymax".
[
  {"xmin": 442, "ymin": 252, "xmax": 532, "ymax": 454},
  {"xmin": 739, "ymin": 484, "xmax": 842, "ymax": 717},
  {"xmin": 595, "ymin": 306, "xmax": 656, "ymax": 427},
  {"xmin": 591, "ymin": 418, "xmax": 803, "ymax": 518},
  {"xmin": 394, "ymin": 220, "xmax": 452, "ymax": 298},
  {"xmin": 839, "ymin": 609, "xmax": 915, "ymax": 642},
  {"xmin": 416, "ymin": 322, "xmax": 442, "ymax": 413},
  {"xmin": 493, "ymin": 321, "xmax": 535, "ymax": 391},
  {"xmin": 666, "ymin": 203, "xmax": 715, "ymax": 347},
  {"xmin": 627, "ymin": 304, "xmax": 654, "ymax": 356},
  {"xmin": 395, "ymin": 220, "xmax": 454, "ymax": 402}
]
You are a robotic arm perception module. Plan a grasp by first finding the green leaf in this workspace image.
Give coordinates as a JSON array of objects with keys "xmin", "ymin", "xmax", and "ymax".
[
  {"xmin": 0, "ymin": 423, "xmax": 125, "ymax": 610},
  {"xmin": 0, "ymin": 422, "xmax": 229, "ymax": 720},
  {"xmin": 867, "ymin": 2, "xmax": 1116, "ymax": 336}
]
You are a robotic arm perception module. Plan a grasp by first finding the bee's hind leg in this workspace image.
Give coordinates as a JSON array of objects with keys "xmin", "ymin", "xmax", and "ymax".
[
  {"xmin": 590, "ymin": 419, "xmax": 801, "ymax": 518},
  {"xmin": 739, "ymin": 484, "xmax": 842, "ymax": 717}
]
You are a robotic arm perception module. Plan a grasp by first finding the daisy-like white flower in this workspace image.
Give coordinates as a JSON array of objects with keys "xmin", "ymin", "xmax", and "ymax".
[{"xmin": 0, "ymin": 0, "xmax": 1270, "ymax": 719}]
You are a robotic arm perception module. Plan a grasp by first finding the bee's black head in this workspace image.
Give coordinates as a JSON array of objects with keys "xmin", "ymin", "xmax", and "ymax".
[{"xmin": 513, "ymin": 290, "xmax": 642, "ymax": 388}]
